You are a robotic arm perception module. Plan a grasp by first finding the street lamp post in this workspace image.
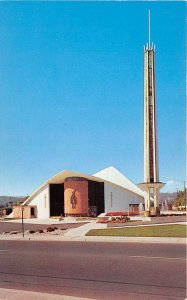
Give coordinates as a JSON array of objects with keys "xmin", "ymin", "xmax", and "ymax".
[{"xmin": 21, "ymin": 206, "xmax": 24, "ymax": 238}]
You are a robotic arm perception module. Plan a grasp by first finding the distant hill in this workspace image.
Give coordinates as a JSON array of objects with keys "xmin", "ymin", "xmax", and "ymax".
[
  {"xmin": 0, "ymin": 196, "xmax": 29, "ymax": 207},
  {"xmin": 159, "ymin": 192, "xmax": 176, "ymax": 203}
]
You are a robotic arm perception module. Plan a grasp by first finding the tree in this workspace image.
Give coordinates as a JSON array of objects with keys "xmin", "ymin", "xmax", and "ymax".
[{"xmin": 173, "ymin": 190, "xmax": 186, "ymax": 210}]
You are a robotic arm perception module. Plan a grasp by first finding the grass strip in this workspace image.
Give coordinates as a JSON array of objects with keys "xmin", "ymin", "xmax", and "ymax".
[{"xmin": 86, "ymin": 224, "xmax": 187, "ymax": 238}]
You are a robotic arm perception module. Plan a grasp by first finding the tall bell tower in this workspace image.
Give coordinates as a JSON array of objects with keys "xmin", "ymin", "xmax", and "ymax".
[{"xmin": 139, "ymin": 11, "xmax": 165, "ymax": 214}]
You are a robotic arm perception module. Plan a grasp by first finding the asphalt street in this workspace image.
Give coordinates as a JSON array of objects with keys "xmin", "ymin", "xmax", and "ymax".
[{"xmin": 0, "ymin": 241, "xmax": 186, "ymax": 299}]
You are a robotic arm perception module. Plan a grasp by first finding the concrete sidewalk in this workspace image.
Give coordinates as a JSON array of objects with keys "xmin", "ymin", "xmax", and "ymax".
[
  {"xmin": 0, "ymin": 233, "xmax": 186, "ymax": 244},
  {"xmin": 0, "ymin": 288, "xmax": 92, "ymax": 300},
  {"xmin": 63, "ymin": 220, "xmax": 107, "ymax": 239}
]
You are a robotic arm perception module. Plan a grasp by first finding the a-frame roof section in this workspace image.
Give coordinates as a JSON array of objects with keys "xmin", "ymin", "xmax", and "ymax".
[
  {"xmin": 93, "ymin": 166, "xmax": 144, "ymax": 197},
  {"xmin": 23, "ymin": 169, "xmax": 103, "ymax": 206}
]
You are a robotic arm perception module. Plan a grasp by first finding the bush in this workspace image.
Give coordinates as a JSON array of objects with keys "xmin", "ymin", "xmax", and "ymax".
[
  {"xmin": 36, "ymin": 229, "xmax": 44, "ymax": 234},
  {"xmin": 46, "ymin": 227, "xmax": 55, "ymax": 232},
  {"xmin": 29, "ymin": 230, "xmax": 35, "ymax": 234}
]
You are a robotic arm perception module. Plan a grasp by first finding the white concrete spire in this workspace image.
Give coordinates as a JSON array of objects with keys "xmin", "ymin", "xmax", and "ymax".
[{"xmin": 138, "ymin": 11, "xmax": 165, "ymax": 214}]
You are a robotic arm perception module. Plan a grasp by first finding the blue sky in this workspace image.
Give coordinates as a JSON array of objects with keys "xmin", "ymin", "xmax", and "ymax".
[{"xmin": 0, "ymin": 1, "xmax": 185, "ymax": 196}]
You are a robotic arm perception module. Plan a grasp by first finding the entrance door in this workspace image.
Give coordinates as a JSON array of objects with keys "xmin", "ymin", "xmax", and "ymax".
[
  {"xmin": 31, "ymin": 207, "xmax": 35, "ymax": 216},
  {"xmin": 88, "ymin": 181, "xmax": 104, "ymax": 216},
  {"xmin": 50, "ymin": 184, "xmax": 64, "ymax": 216}
]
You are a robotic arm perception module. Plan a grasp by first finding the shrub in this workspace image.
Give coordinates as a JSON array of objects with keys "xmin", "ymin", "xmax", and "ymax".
[
  {"xmin": 106, "ymin": 211, "xmax": 140, "ymax": 217},
  {"xmin": 36, "ymin": 229, "xmax": 44, "ymax": 234},
  {"xmin": 46, "ymin": 227, "xmax": 55, "ymax": 232}
]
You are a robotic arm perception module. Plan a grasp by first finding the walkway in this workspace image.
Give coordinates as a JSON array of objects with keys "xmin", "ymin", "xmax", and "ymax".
[{"xmin": 63, "ymin": 220, "xmax": 107, "ymax": 239}]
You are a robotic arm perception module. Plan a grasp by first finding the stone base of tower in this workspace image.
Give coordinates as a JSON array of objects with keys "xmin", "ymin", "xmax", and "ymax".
[{"xmin": 138, "ymin": 182, "xmax": 165, "ymax": 216}]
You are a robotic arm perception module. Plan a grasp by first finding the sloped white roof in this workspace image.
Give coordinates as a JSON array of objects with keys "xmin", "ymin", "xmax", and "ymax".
[
  {"xmin": 23, "ymin": 166, "xmax": 144, "ymax": 205},
  {"xmin": 93, "ymin": 166, "xmax": 144, "ymax": 197},
  {"xmin": 23, "ymin": 169, "xmax": 103, "ymax": 205}
]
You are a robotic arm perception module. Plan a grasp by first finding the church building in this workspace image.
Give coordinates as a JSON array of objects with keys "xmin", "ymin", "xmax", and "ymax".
[{"xmin": 13, "ymin": 166, "xmax": 145, "ymax": 219}]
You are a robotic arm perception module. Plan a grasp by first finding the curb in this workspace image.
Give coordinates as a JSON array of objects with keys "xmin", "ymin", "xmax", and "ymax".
[{"xmin": 0, "ymin": 288, "xmax": 92, "ymax": 300}]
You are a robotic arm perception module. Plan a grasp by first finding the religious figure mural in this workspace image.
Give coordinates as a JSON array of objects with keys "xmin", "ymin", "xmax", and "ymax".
[{"xmin": 70, "ymin": 190, "xmax": 77, "ymax": 209}]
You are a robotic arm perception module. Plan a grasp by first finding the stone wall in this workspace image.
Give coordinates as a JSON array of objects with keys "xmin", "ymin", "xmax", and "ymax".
[{"xmin": 13, "ymin": 206, "xmax": 35, "ymax": 219}]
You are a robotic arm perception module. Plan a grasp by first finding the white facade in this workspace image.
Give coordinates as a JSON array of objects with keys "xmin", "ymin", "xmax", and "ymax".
[
  {"xmin": 27, "ymin": 185, "xmax": 50, "ymax": 219},
  {"xmin": 104, "ymin": 182, "xmax": 143, "ymax": 212}
]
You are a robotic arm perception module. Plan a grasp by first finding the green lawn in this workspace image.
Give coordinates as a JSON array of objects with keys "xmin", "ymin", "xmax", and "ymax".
[{"xmin": 86, "ymin": 224, "xmax": 187, "ymax": 238}]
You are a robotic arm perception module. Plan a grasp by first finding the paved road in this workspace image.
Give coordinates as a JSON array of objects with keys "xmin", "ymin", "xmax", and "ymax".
[{"xmin": 0, "ymin": 241, "xmax": 186, "ymax": 299}]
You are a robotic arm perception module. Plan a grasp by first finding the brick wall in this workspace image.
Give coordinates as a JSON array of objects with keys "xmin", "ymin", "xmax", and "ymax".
[{"xmin": 13, "ymin": 206, "xmax": 35, "ymax": 219}]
